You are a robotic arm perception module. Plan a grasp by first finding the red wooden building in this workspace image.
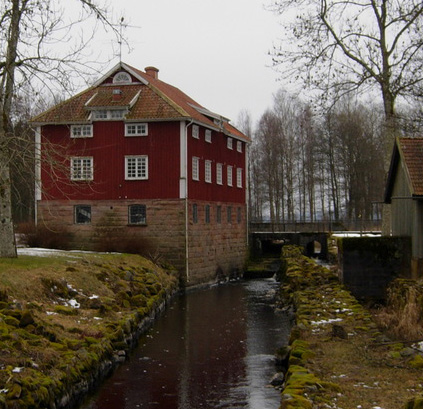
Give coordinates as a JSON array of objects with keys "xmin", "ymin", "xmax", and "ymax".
[{"xmin": 31, "ymin": 62, "xmax": 249, "ymax": 286}]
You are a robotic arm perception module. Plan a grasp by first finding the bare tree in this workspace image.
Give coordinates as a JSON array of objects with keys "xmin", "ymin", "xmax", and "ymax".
[
  {"xmin": 0, "ymin": 0, "xmax": 121, "ymax": 257},
  {"xmin": 269, "ymin": 0, "xmax": 423, "ymax": 125}
]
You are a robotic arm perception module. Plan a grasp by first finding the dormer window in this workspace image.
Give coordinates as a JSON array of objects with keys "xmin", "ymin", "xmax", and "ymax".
[
  {"xmin": 92, "ymin": 109, "xmax": 127, "ymax": 120},
  {"xmin": 94, "ymin": 110, "xmax": 108, "ymax": 119},
  {"xmin": 113, "ymin": 71, "xmax": 132, "ymax": 84}
]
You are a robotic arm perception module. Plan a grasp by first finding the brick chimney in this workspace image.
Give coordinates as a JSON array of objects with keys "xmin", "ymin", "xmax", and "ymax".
[
  {"xmin": 112, "ymin": 88, "xmax": 123, "ymax": 101},
  {"xmin": 145, "ymin": 66, "xmax": 159, "ymax": 79}
]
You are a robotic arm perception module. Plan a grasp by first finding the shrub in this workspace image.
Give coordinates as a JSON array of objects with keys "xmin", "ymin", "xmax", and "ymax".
[{"xmin": 17, "ymin": 222, "xmax": 72, "ymax": 250}]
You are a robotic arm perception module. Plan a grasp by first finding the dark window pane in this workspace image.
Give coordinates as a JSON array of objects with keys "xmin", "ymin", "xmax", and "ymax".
[
  {"xmin": 129, "ymin": 204, "xmax": 146, "ymax": 224},
  {"xmin": 75, "ymin": 205, "xmax": 91, "ymax": 224}
]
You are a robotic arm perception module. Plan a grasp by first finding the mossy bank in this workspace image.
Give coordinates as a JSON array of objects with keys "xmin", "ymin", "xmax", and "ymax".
[
  {"xmin": 278, "ymin": 245, "xmax": 423, "ymax": 409},
  {"xmin": 0, "ymin": 251, "xmax": 178, "ymax": 409}
]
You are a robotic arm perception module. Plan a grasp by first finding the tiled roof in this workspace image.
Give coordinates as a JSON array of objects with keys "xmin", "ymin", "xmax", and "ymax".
[
  {"xmin": 31, "ymin": 62, "xmax": 249, "ymax": 142},
  {"xmin": 398, "ymin": 137, "xmax": 423, "ymax": 196}
]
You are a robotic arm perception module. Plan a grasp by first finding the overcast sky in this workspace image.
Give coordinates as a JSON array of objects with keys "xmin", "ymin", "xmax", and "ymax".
[{"xmin": 111, "ymin": 0, "xmax": 282, "ymax": 125}]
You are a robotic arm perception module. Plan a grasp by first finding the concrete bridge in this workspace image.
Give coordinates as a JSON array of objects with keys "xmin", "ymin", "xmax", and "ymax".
[{"xmin": 249, "ymin": 219, "xmax": 382, "ymax": 259}]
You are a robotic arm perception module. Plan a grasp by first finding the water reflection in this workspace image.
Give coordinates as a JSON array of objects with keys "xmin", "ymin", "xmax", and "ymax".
[{"xmin": 78, "ymin": 279, "xmax": 290, "ymax": 409}]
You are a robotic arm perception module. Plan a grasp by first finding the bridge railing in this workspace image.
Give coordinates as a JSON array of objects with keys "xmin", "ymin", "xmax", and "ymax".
[{"xmin": 249, "ymin": 219, "xmax": 382, "ymax": 233}]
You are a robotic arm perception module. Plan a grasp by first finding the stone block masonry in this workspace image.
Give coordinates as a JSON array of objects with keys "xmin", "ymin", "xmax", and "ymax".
[{"xmin": 37, "ymin": 199, "xmax": 248, "ymax": 287}]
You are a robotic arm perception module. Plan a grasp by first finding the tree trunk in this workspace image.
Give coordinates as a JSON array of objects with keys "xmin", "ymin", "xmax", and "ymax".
[
  {"xmin": 0, "ymin": 145, "xmax": 17, "ymax": 257},
  {"xmin": 0, "ymin": 0, "xmax": 23, "ymax": 257}
]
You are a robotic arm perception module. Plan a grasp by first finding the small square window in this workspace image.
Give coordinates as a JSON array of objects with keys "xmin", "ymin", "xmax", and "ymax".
[
  {"xmin": 227, "ymin": 137, "xmax": 233, "ymax": 150},
  {"xmin": 192, "ymin": 125, "xmax": 199, "ymax": 139},
  {"xmin": 205, "ymin": 129, "xmax": 212, "ymax": 143},
  {"xmin": 237, "ymin": 207, "xmax": 242, "ymax": 223},
  {"xmin": 237, "ymin": 141, "xmax": 242, "ymax": 152},
  {"xmin": 74, "ymin": 205, "xmax": 91, "ymax": 224},
  {"xmin": 128, "ymin": 204, "xmax": 146, "ymax": 225}
]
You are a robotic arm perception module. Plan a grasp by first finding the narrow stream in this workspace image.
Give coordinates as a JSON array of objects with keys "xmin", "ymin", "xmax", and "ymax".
[{"xmin": 77, "ymin": 278, "xmax": 290, "ymax": 409}]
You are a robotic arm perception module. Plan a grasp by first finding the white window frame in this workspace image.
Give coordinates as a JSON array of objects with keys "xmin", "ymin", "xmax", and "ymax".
[
  {"xmin": 227, "ymin": 137, "xmax": 233, "ymax": 150},
  {"xmin": 205, "ymin": 160, "xmax": 212, "ymax": 183},
  {"xmin": 192, "ymin": 125, "xmax": 199, "ymax": 139},
  {"xmin": 205, "ymin": 129, "xmax": 212, "ymax": 143},
  {"xmin": 216, "ymin": 163, "xmax": 223, "ymax": 185},
  {"xmin": 71, "ymin": 125, "xmax": 93, "ymax": 138},
  {"xmin": 125, "ymin": 155, "xmax": 148, "ymax": 180},
  {"xmin": 94, "ymin": 110, "xmax": 108, "ymax": 119},
  {"xmin": 111, "ymin": 110, "xmax": 126, "ymax": 119},
  {"xmin": 227, "ymin": 165, "xmax": 233, "ymax": 187},
  {"xmin": 192, "ymin": 156, "xmax": 200, "ymax": 181},
  {"xmin": 125, "ymin": 123, "xmax": 148, "ymax": 137},
  {"xmin": 237, "ymin": 140, "xmax": 242, "ymax": 152},
  {"xmin": 93, "ymin": 109, "xmax": 127, "ymax": 120},
  {"xmin": 71, "ymin": 157, "xmax": 93, "ymax": 181},
  {"xmin": 237, "ymin": 168, "xmax": 243, "ymax": 188}
]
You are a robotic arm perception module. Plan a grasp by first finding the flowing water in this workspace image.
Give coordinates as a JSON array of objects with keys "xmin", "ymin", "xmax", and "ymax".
[{"xmin": 77, "ymin": 278, "xmax": 290, "ymax": 409}]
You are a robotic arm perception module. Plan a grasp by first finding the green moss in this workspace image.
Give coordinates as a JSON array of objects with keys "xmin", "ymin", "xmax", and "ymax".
[
  {"xmin": 53, "ymin": 305, "xmax": 78, "ymax": 316},
  {"xmin": 409, "ymin": 355, "xmax": 423, "ymax": 369}
]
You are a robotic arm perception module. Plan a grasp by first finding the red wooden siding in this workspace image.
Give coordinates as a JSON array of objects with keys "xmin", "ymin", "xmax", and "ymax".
[
  {"xmin": 41, "ymin": 121, "xmax": 180, "ymax": 200},
  {"xmin": 188, "ymin": 125, "xmax": 246, "ymax": 203}
]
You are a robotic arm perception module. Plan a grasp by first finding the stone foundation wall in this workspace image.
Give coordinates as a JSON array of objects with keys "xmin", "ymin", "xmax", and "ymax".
[
  {"xmin": 37, "ymin": 199, "xmax": 248, "ymax": 286},
  {"xmin": 37, "ymin": 199, "xmax": 186, "ymax": 271},
  {"xmin": 187, "ymin": 201, "xmax": 248, "ymax": 286}
]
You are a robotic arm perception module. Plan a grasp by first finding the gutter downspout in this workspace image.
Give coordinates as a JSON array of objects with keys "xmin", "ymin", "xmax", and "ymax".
[
  {"xmin": 34, "ymin": 126, "xmax": 42, "ymax": 226},
  {"xmin": 181, "ymin": 119, "xmax": 193, "ymax": 284}
]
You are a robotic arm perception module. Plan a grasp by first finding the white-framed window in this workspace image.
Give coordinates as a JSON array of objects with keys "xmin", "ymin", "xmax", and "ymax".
[
  {"xmin": 205, "ymin": 160, "xmax": 212, "ymax": 183},
  {"xmin": 237, "ymin": 140, "xmax": 242, "ymax": 152},
  {"xmin": 227, "ymin": 137, "xmax": 233, "ymax": 150},
  {"xmin": 128, "ymin": 204, "xmax": 147, "ymax": 225},
  {"xmin": 227, "ymin": 165, "xmax": 233, "ymax": 187},
  {"xmin": 216, "ymin": 163, "xmax": 223, "ymax": 185},
  {"xmin": 71, "ymin": 125, "xmax": 93, "ymax": 138},
  {"xmin": 94, "ymin": 110, "xmax": 108, "ymax": 119},
  {"xmin": 111, "ymin": 110, "xmax": 126, "ymax": 119},
  {"xmin": 192, "ymin": 125, "xmax": 199, "ymax": 139},
  {"xmin": 74, "ymin": 205, "xmax": 91, "ymax": 224},
  {"xmin": 205, "ymin": 129, "xmax": 212, "ymax": 143},
  {"xmin": 113, "ymin": 71, "xmax": 132, "ymax": 84},
  {"xmin": 92, "ymin": 110, "xmax": 127, "ymax": 120},
  {"xmin": 125, "ymin": 156, "xmax": 148, "ymax": 180},
  {"xmin": 125, "ymin": 123, "xmax": 148, "ymax": 136},
  {"xmin": 192, "ymin": 156, "xmax": 200, "ymax": 181},
  {"xmin": 71, "ymin": 157, "xmax": 93, "ymax": 181},
  {"xmin": 237, "ymin": 168, "xmax": 243, "ymax": 188}
]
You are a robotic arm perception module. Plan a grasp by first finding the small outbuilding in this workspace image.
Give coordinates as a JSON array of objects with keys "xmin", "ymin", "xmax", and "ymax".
[{"xmin": 385, "ymin": 136, "xmax": 423, "ymax": 277}]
